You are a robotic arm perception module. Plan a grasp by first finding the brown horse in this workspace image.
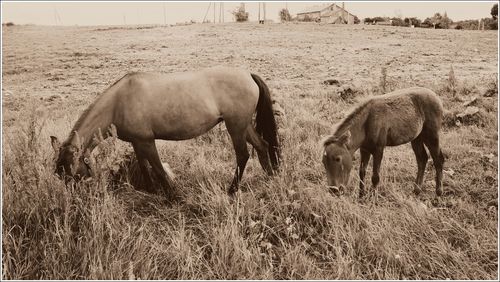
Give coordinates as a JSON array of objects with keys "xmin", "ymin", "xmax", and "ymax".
[
  {"xmin": 51, "ymin": 66, "xmax": 281, "ymax": 195},
  {"xmin": 321, "ymin": 87, "xmax": 445, "ymax": 197}
]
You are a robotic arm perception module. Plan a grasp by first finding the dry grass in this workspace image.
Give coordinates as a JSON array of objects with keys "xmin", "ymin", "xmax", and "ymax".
[{"xmin": 2, "ymin": 23, "xmax": 498, "ymax": 279}]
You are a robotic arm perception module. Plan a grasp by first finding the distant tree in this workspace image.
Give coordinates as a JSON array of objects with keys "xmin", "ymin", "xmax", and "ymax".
[
  {"xmin": 279, "ymin": 8, "xmax": 291, "ymax": 22},
  {"xmin": 422, "ymin": 17, "xmax": 433, "ymax": 28},
  {"xmin": 453, "ymin": 19, "xmax": 479, "ymax": 30},
  {"xmin": 232, "ymin": 6, "xmax": 249, "ymax": 22},
  {"xmin": 489, "ymin": 4, "xmax": 498, "ymax": 30},
  {"xmin": 353, "ymin": 16, "xmax": 360, "ymax": 24},
  {"xmin": 483, "ymin": 17, "xmax": 498, "ymax": 30},
  {"xmin": 430, "ymin": 13, "xmax": 442, "ymax": 28},
  {"xmin": 373, "ymin": 16, "xmax": 386, "ymax": 23},
  {"xmin": 404, "ymin": 17, "xmax": 421, "ymax": 27},
  {"xmin": 441, "ymin": 12, "xmax": 453, "ymax": 29},
  {"xmin": 428, "ymin": 12, "xmax": 452, "ymax": 29},
  {"xmin": 363, "ymin": 17, "xmax": 372, "ymax": 24},
  {"xmin": 391, "ymin": 17, "xmax": 405, "ymax": 26}
]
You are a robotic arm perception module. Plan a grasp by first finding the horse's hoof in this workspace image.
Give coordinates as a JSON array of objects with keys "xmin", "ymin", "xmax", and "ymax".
[
  {"xmin": 436, "ymin": 188, "xmax": 443, "ymax": 197},
  {"xmin": 227, "ymin": 187, "xmax": 238, "ymax": 196}
]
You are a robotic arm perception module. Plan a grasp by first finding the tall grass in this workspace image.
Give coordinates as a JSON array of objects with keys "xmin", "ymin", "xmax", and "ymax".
[{"xmin": 2, "ymin": 74, "xmax": 497, "ymax": 279}]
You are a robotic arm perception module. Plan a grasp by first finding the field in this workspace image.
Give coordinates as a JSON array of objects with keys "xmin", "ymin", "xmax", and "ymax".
[{"xmin": 2, "ymin": 22, "xmax": 498, "ymax": 279}]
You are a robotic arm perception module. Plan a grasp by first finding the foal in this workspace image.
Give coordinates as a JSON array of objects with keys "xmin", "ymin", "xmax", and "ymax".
[{"xmin": 322, "ymin": 87, "xmax": 445, "ymax": 197}]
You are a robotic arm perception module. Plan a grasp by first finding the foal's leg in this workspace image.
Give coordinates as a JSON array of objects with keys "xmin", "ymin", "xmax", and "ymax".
[
  {"xmin": 246, "ymin": 125, "xmax": 273, "ymax": 176},
  {"xmin": 423, "ymin": 134, "xmax": 444, "ymax": 196},
  {"xmin": 359, "ymin": 148, "xmax": 371, "ymax": 198},
  {"xmin": 134, "ymin": 140, "xmax": 174, "ymax": 195},
  {"xmin": 371, "ymin": 147, "xmax": 384, "ymax": 188},
  {"xmin": 411, "ymin": 136, "xmax": 428, "ymax": 195}
]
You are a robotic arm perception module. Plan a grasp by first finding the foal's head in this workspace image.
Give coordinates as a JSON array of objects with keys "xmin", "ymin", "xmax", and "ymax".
[
  {"xmin": 51, "ymin": 136, "xmax": 93, "ymax": 182},
  {"xmin": 322, "ymin": 131, "xmax": 352, "ymax": 194}
]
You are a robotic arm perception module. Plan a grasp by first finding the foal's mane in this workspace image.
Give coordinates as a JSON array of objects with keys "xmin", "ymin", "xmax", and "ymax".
[
  {"xmin": 63, "ymin": 74, "xmax": 128, "ymax": 146},
  {"xmin": 323, "ymin": 99, "xmax": 372, "ymax": 147}
]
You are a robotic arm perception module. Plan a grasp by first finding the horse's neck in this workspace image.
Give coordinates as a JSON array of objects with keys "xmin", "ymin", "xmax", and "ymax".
[
  {"xmin": 67, "ymin": 95, "xmax": 115, "ymax": 152},
  {"xmin": 346, "ymin": 107, "xmax": 371, "ymax": 153}
]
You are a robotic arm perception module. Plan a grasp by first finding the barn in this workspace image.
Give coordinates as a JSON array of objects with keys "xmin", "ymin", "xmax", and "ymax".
[{"xmin": 296, "ymin": 3, "xmax": 357, "ymax": 24}]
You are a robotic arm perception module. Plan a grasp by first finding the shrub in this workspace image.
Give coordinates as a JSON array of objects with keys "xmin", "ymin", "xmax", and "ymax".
[
  {"xmin": 391, "ymin": 17, "xmax": 405, "ymax": 27},
  {"xmin": 279, "ymin": 9, "xmax": 291, "ymax": 22},
  {"xmin": 404, "ymin": 17, "xmax": 421, "ymax": 27},
  {"xmin": 447, "ymin": 65, "xmax": 458, "ymax": 97},
  {"xmin": 232, "ymin": 7, "xmax": 249, "ymax": 22}
]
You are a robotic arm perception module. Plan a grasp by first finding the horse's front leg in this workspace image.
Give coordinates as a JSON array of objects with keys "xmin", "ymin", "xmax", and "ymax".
[
  {"xmin": 359, "ymin": 148, "xmax": 371, "ymax": 198},
  {"xmin": 132, "ymin": 143, "xmax": 155, "ymax": 192},
  {"xmin": 371, "ymin": 147, "xmax": 384, "ymax": 188},
  {"xmin": 133, "ymin": 140, "xmax": 175, "ymax": 196}
]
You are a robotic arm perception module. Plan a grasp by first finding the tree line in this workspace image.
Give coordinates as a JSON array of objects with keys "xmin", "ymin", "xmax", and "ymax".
[{"xmin": 363, "ymin": 4, "xmax": 497, "ymax": 30}]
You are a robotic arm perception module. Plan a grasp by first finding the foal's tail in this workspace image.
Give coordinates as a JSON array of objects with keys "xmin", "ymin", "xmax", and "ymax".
[{"xmin": 251, "ymin": 73, "xmax": 281, "ymax": 170}]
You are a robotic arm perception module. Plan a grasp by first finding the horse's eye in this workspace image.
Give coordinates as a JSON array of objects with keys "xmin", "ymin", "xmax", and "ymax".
[{"xmin": 335, "ymin": 157, "xmax": 341, "ymax": 162}]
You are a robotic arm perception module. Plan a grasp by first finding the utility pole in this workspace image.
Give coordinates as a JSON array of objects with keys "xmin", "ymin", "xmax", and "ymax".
[
  {"xmin": 342, "ymin": 2, "xmax": 346, "ymax": 23},
  {"xmin": 263, "ymin": 2, "xmax": 266, "ymax": 23},
  {"xmin": 203, "ymin": 2, "xmax": 211, "ymax": 23},
  {"xmin": 213, "ymin": 2, "xmax": 216, "ymax": 24},
  {"xmin": 163, "ymin": 3, "xmax": 167, "ymax": 25},
  {"xmin": 53, "ymin": 8, "xmax": 61, "ymax": 25},
  {"xmin": 258, "ymin": 2, "xmax": 261, "ymax": 23},
  {"xmin": 222, "ymin": 2, "xmax": 224, "ymax": 23}
]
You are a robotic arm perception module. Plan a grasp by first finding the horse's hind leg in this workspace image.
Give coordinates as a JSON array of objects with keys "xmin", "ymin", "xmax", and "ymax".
[
  {"xmin": 246, "ymin": 125, "xmax": 273, "ymax": 176},
  {"xmin": 227, "ymin": 127, "xmax": 250, "ymax": 195},
  {"xmin": 423, "ymin": 133, "xmax": 444, "ymax": 196},
  {"xmin": 411, "ymin": 136, "xmax": 428, "ymax": 195},
  {"xmin": 133, "ymin": 140, "xmax": 174, "ymax": 195}
]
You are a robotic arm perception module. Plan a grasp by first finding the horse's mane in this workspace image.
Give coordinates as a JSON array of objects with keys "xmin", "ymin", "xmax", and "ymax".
[
  {"xmin": 63, "ymin": 74, "xmax": 129, "ymax": 146},
  {"xmin": 323, "ymin": 99, "xmax": 372, "ymax": 147}
]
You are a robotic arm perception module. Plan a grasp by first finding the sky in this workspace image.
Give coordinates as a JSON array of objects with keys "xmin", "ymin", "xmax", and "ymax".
[{"xmin": 1, "ymin": 1, "xmax": 497, "ymax": 26}]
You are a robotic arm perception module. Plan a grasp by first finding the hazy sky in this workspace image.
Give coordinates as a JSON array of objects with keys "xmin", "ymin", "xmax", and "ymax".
[{"xmin": 2, "ymin": 1, "xmax": 497, "ymax": 26}]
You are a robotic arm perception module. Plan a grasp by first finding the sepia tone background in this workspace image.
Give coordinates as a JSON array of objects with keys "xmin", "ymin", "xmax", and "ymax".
[{"xmin": 2, "ymin": 1, "xmax": 498, "ymax": 280}]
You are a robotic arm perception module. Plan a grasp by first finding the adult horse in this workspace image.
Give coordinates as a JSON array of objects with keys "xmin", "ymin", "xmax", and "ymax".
[
  {"xmin": 51, "ymin": 66, "xmax": 281, "ymax": 195},
  {"xmin": 321, "ymin": 87, "xmax": 445, "ymax": 198}
]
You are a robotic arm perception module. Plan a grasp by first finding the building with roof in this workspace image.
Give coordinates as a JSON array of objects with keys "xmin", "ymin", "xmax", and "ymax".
[{"xmin": 296, "ymin": 2, "xmax": 357, "ymax": 24}]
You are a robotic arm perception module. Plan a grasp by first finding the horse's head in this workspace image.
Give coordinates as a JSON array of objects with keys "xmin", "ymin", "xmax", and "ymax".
[
  {"xmin": 51, "ymin": 136, "xmax": 93, "ymax": 182},
  {"xmin": 321, "ymin": 131, "xmax": 352, "ymax": 195}
]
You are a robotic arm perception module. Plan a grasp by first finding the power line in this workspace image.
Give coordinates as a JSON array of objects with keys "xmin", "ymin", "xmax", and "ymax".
[{"xmin": 202, "ymin": 2, "xmax": 211, "ymax": 23}]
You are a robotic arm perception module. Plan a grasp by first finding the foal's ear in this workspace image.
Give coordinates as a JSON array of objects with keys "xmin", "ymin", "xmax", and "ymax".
[
  {"xmin": 337, "ymin": 131, "xmax": 351, "ymax": 145},
  {"xmin": 50, "ymin": 136, "xmax": 61, "ymax": 153}
]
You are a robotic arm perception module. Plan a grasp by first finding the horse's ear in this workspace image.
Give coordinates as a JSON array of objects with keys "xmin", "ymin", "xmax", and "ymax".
[
  {"xmin": 50, "ymin": 136, "xmax": 60, "ymax": 153},
  {"xmin": 337, "ymin": 131, "xmax": 351, "ymax": 145}
]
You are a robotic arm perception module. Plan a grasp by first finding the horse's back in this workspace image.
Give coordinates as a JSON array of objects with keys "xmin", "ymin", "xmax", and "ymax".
[
  {"xmin": 111, "ymin": 67, "xmax": 259, "ymax": 141},
  {"xmin": 376, "ymin": 87, "xmax": 443, "ymax": 118},
  {"xmin": 367, "ymin": 87, "xmax": 443, "ymax": 146}
]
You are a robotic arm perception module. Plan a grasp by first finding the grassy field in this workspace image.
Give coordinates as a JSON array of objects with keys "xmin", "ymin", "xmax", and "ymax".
[{"xmin": 2, "ymin": 22, "xmax": 498, "ymax": 279}]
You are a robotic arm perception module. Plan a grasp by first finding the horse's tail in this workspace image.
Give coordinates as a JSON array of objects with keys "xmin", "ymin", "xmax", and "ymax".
[{"xmin": 251, "ymin": 73, "xmax": 281, "ymax": 170}]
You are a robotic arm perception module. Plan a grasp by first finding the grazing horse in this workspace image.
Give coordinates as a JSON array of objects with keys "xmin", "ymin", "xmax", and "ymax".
[
  {"xmin": 321, "ymin": 87, "xmax": 445, "ymax": 197},
  {"xmin": 51, "ymin": 66, "xmax": 281, "ymax": 195}
]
